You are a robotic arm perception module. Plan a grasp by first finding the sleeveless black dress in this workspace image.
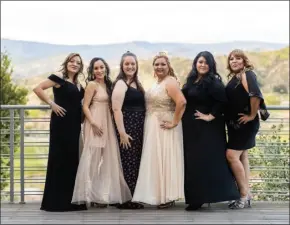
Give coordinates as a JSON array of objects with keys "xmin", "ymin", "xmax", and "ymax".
[
  {"xmin": 40, "ymin": 74, "xmax": 87, "ymax": 212},
  {"xmin": 225, "ymin": 70, "xmax": 268, "ymax": 150},
  {"xmin": 115, "ymin": 81, "xmax": 146, "ymax": 196}
]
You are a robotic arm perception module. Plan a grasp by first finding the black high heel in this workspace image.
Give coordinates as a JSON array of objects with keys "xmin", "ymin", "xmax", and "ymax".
[
  {"xmin": 117, "ymin": 201, "xmax": 144, "ymax": 209},
  {"xmin": 185, "ymin": 203, "xmax": 203, "ymax": 211}
]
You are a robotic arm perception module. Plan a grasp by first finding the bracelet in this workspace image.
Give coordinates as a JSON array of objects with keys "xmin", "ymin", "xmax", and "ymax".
[{"xmin": 48, "ymin": 100, "xmax": 54, "ymax": 106}]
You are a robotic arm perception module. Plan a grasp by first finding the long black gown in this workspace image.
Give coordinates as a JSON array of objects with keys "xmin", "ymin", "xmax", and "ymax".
[
  {"xmin": 40, "ymin": 74, "xmax": 87, "ymax": 212},
  {"xmin": 225, "ymin": 70, "xmax": 268, "ymax": 150},
  {"xmin": 182, "ymin": 76, "xmax": 240, "ymax": 205}
]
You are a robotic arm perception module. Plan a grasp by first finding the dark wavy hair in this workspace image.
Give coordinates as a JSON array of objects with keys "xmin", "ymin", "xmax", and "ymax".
[
  {"xmin": 86, "ymin": 57, "xmax": 113, "ymax": 103},
  {"xmin": 59, "ymin": 53, "xmax": 84, "ymax": 84},
  {"xmin": 112, "ymin": 51, "xmax": 145, "ymax": 93},
  {"xmin": 182, "ymin": 51, "xmax": 222, "ymax": 90}
]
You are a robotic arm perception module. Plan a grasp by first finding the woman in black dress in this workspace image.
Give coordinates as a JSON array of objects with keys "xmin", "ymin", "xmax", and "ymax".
[
  {"xmin": 112, "ymin": 51, "xmax": 146, "ymax": 209},
  {"xmin": 182, "ymin": 51, "xmax": 240, "ymax": 211},
  {"xmin": 225, "ymin": 49, "xmax": 269, "ymax": 209},
  {"xmin": 33, "ymin": 53, "xmax": 87, "ymax": 212}
]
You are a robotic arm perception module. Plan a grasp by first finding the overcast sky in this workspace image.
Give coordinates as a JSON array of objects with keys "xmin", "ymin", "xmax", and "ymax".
[{"xmin": 1, "ymin": 1, "xmax": 289, "ymax": 45}]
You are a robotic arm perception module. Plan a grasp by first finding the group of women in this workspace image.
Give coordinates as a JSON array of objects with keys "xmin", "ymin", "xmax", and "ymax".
[{"xmin": 33, "ymin": 49, "xmax": 269, "ymax": 212}]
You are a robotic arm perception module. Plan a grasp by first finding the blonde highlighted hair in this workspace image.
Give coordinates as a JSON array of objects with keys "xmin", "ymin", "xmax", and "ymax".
[
  {"xmin": 59, "ymin": 53, "xmax": 84, "ymax": 84},
  {"xmin": 227, "ymin": 49, "xmax": 254, "ymax": 78},
  {"xmin": 153, "ymin": 51, "xmax": 178, "ymax": 80}
]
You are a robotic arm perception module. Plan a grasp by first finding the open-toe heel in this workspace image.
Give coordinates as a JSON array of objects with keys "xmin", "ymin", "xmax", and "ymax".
[
  {"xmin": 229, "ymin": 195, "xmax": 251, "ymax": 209},
  {"xmin": 157, "ymin": 201, "xmax": 175, "ymax": 209}
]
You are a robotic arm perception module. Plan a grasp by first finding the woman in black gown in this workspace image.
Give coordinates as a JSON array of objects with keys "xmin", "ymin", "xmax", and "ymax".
[
  {"xmin": 33, "ymin": 53, "xmax": 87, "ymax": 212},
  {"xmin": 182, "ymin": 51, "xmax": 240, "ymax": 211},
  {"xmin": 112, "ymin": 51, "xmax": 146, "ymax": 209},
  {"xmin": 225, "ymin": 49, "xmax": 269, "ymax": 209}
]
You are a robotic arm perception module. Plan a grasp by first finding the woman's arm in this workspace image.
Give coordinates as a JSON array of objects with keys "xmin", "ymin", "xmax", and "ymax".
[
  {"xmin": 238, "ymin": 71, "xmax": 261, "ymax": 124},
  {"xmin": 82, "ymin": 81, "xmax": 103, "ymax": 136},
  {"xmin": 112, "ymin": 80, "xmax": 127, "ymax": 135},
  {"xmin": 33, "ymin": 80, "xmax": 59, "ymax": 105},
  {"xmin": 112, "ymin": 80, "xmax": 132, "ymax": 149},
  {"xmin": 33, "ymin": 73, "xmax": 66, "ymax": 116},
  {"xmin": 162, "ymin": 77, "xmax": 187, "ymax": 129},
  {"xmin": 82, "ymin": 81, "xmax": 97, "ymax": 124}
]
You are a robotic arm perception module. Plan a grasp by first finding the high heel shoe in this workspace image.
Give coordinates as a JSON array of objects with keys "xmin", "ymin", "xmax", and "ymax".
[
  {"xmin": 228, "ymin": 200, "xmax": 235, "ymax": 206},
  {"xmin": 157, "ymin": 201, "xmax": 175, "ymax": 209},
  {"xmin": 185, "ymin": 203, "xmax": 203, "ymax": 211},
  {"xmin": 229, "ymin": 195, "xmax": 251, "ymax": 209}
]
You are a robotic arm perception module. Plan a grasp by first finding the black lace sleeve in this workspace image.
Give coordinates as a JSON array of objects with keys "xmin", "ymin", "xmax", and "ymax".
[
  {"xmin": 209, "ymin": 78, "xmax": 228, "ymax": 117},
  {"xmin": 246, "ymin": 70, "xmax": 270, "ymax": 121},
  {"xmin": 48, "ymin": 74, "xmax": 66, "ymax": 86}
]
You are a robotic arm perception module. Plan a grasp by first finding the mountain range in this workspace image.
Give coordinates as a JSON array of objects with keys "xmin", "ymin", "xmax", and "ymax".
[{"xmin": 1, "ymin": 38, "xmax": 288, "ymax": 78}]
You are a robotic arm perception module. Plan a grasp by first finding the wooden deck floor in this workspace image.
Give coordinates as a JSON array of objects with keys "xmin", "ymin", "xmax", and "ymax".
[{"xmin": 1, "ymin": 201, "xmax": 289, "ymax": 224}]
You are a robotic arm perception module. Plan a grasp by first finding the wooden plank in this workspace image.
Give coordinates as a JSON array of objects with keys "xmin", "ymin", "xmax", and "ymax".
[{"xmin": 1, "ymin": 202, "xmax": 289, "ymax": 224}]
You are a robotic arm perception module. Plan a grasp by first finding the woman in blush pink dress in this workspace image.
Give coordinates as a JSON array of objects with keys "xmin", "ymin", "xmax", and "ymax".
[{"xmin": 71, "ymin": 57, "xmax": 131, "ymax": 207}]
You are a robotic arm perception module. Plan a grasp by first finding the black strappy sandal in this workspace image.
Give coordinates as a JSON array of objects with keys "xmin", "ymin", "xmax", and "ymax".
[{"xmin": 117, "ymin": 201, "xmax": 144, "ymax": 209}]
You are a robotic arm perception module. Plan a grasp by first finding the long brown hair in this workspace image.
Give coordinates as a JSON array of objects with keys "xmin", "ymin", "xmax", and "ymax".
[
  {"xmin": 59, "ymin": 53, "xmax": 84, "ymax": 84},
  {"xmin": 227, "ymin": 49, "xmax": 254, "ymax": 79},
  {"xmin": 86, "ymin": 57, "xmax": 113, "ymax": 98},
  {"xmin": 152, "ymin": 52, "xmax": 178, "ymax": 80},
  {"xmin": 112, "ymin": 51, "xmax": 145, "ymax": 94}
]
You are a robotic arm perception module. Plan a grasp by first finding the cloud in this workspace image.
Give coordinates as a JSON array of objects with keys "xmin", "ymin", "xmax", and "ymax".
[{"xmin": 1, "ymin": 1, "xmax": 289, "ymax": 45}]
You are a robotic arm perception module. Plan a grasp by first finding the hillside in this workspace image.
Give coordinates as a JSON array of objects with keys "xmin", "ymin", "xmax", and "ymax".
[
  {"xmin": 1, "ymin": 38, "xmax": 288, "ymax": 79},
  {"xmin": 15, "ymin": 47, "xmax": 289, "ymax": 106}
]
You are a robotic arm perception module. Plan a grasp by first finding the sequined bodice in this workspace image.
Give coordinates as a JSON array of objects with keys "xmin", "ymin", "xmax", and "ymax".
[
  {"xmin": 145, "ymin": 81, "xmax": 175, "ymax": 114},
  {"xmin": 91, "ymin": 85, "xmax": 108, "ymax": 105}
]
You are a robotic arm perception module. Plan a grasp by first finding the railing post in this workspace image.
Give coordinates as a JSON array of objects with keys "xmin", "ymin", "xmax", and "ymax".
[
  {"xmin": 19, "ymin": 109, "xmax": 25, "ymax": 204},
  {"xmin": 9, "ymin": 109, "xmax": 14, "ymax": 203}
]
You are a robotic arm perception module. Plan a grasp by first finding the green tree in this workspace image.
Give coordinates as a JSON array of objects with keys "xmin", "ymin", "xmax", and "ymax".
[
  {"xmin": 0, "ymin": 51, "xmax": 28, "ymax": 196},
  {"xmin": 250, "ymin": 123, "xmax": 289, "ymax": 201}
]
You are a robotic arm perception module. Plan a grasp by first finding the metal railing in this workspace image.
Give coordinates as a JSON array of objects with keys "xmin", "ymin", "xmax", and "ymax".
[{"xmin": 0, "ymin": 105, "xmax": 289, "ymax": 203}]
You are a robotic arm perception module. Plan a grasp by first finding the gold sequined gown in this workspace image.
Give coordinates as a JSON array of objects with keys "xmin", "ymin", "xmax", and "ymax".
[{"xmin": 132, "ymin": 77, "xmax": 184, "ymax": 205}]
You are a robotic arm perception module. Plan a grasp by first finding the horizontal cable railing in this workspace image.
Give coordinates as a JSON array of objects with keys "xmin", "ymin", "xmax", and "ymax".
[{"xmin": 0, "ymin": 105, "xmax": 289, "ymax": 203}]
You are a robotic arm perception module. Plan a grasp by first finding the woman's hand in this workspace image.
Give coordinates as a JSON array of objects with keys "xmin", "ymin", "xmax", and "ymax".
[
  {"xmin": 49, "ymin": 101, "xmax": 66, "ymax": 117},
  {"xmin": 237, "ymin": 113, "xmax": 255, "ymax": 124},
  {"xmin": 91, "ymin": 122, "xmax": 103, "ymax": 137},
  {"xmin": 194, "ymin": 110, "xmax": 215, "ymax": 122},
  {"xmin": 160, "ymin": 121, "xmax": 177, "ymax": 129},
  {"xmin": 120, "ymin": 132, "xmax": 133, "ymax": 149}
]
